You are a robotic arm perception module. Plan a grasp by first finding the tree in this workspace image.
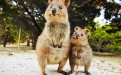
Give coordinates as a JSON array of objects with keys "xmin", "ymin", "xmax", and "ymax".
[
  {"xmin": 69, "ymin": 0, "xmax": 121, "ymax": 27},
  {"xmin": 88, "ymin": 23, "xmax": 121, "ymax": 53},
  {"xmin": 0, "ymin": 0, "xmax": 121, "ymax": 50},
  {"xmin": 0, "ymin": 0, "xmax": 45, "ymax": 48}
]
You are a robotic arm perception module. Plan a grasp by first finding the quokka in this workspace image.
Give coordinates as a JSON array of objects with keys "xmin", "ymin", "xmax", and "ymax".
[
  {"xmin": 69, "ymin": 26, "xmax": 92, "ymax": 75},
  {"xmin": 36, "ymin": 0, "xmax": 70, "ymax": 75}
]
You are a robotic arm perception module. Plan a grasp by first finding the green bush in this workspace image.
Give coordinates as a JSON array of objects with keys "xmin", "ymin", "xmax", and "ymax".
[{"xmin": 88, "ymin": 24, "xmax": 121, "ymax": 53}]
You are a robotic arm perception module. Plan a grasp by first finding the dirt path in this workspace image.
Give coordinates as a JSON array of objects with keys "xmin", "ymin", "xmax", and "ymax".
[
  {"xmin": 0, "ymin": 51, "xmax": 121, "ymax": 75},
  {"xmin": 0, "ymin": 43, "xmax": 32, "ymax": 50}
]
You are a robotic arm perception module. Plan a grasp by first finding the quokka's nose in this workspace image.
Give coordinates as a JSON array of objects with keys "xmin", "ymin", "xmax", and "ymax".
[
  {"xmin": 52, "ymin": 8, "xmax": 56, "ymax": 15},
  {"xmin": 76, "ymin": 34, "xmax": 79, "ymax": 39}
]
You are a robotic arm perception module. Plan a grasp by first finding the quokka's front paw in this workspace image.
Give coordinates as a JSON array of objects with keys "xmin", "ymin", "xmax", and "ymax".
[
  {"xmin": 77, "ymin": 55, "xmax": 81, "ymax": 59},
  {"xmin": 52, "ymin": 43, "xmax": 58, "ymax": 48},
  {"xmin": 73, "ymin": 51, "xmax": 78, "ymax": 58},
  {"xmin": 50, "ymin": 40, "xmax": 57, "ymax": 48},
  {"xmin": 53, "ymin": 44, "xmax": 57, "ymax": 47},
  {"xmin": 58, "ymin": 42, "xmax": 63, "ymax": 48}
]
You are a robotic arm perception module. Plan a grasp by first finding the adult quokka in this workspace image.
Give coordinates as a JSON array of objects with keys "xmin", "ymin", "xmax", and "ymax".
[{"xmin": 36, "ymin": 0, "xmax": 70, "ymax": 75}]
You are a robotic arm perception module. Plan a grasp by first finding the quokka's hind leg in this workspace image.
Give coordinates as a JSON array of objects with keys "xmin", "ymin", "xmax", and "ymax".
[
  {"xmin": 38, "ymin": 57, "xmax": 47, "ymax": 75},
  {"xmin": 57, "ymin": 58, "xmax": 68, "ymax": 75},
  {"xmin": 84, "ymin": 61, "xmax": 91, "ymax": 75},
  {"xmin": 68, "ymin": 62, "xmax": 75, "ymax": 74},
  {"xmin": 85, "ymin": 71, "xmax": 91, "ymax": 75}
]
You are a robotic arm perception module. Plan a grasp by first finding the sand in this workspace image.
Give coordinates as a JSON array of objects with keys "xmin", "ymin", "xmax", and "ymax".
[{"xmin": 0, "ymin": 52, "xmax": 121, "ymax": 75}]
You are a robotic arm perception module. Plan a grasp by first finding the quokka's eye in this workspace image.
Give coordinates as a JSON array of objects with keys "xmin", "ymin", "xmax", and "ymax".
[
  {"xmin": 75, "ymin": 32, "xmax": 77, "ymax": 35},
  {"xmin": 81, "ymin": 34, "xmax": 83, "ymax": 36},
  {"xmin": 50, "ymin": 6, "xmax": 52, "ymax": 8},
  {"xmin": 59, "ymin": 6, "xmax": 62, "ymax": 9}
]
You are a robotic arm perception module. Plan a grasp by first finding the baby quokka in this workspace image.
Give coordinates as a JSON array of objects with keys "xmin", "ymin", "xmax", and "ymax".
[{"xmin": 69, "ymin": 26, "xmax": 93, "ymax": 75}]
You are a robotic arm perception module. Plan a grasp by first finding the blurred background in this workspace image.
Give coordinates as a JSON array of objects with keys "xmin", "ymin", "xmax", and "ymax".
[{"xmin": 0, "ymin": 0, "xmax": 121, "ymax": 54}]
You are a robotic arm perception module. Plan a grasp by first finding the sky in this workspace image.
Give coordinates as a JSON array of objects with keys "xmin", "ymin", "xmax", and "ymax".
[
  {"xmin": 114, "ymin": 0, "xmax": 121, "ymax": 5},
  {"xmin": 94, "ymin": 8, "xmax": 110, "ymax": 26},
  {"xmin": 94, "ymin": 0, "xmax": 121, "ymax": 26}
]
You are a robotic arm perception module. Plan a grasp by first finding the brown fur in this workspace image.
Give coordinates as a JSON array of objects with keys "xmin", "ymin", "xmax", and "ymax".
[
  {"xmin": 69, "ymin": 26, "xmax": 92, "ymax": 75},
  {"xmin": 36, "ymin": 0, "xmax": 70, "ymax": 75}
]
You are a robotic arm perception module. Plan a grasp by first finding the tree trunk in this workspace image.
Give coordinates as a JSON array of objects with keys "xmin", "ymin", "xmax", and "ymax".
[
  {"xmin": 3, "ymin": 36, "xmax": 8, "ymax": 47},
  {"xmin": 18, "ymin": 26, "xmax": 21, "ymax": 50},
  {"xmin": 27, "ymin": 39, "xmax": 30, "ymax": 46}
]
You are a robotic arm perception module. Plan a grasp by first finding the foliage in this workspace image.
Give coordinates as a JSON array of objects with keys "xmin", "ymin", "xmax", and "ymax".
[
  {"xmin": 0, "ymin": 0, "xmax": 121, "ymax": 51},
  {"xmin": 88, "ymin": 23, "xmax": 121, "ymax": 53}
]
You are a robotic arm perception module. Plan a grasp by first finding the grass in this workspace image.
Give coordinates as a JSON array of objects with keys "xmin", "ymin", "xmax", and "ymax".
[
  {"xmin": 93, "ymin": 54, "xmax": 121, "ymax": 64},
  {"xmin": 0, "ymin": 49, "xmax": 36, "ymax": 55}
]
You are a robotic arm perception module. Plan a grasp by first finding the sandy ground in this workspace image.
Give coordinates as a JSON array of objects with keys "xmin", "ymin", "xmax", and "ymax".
[
  {"xmin": 0, "ymin": 43, "xmax": 121, "ymax": 75},
  {"xmin": 0, "ymin": 51, "xmax": 121, "ymax": 75}
]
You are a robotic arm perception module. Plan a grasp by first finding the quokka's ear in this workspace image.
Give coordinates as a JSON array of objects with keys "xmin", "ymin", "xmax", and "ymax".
[
  {"xmin": 48, "ymin": 0, "xmax": 53, "ymax": 4},
  {"xmin": 74, "ymin": 26, "xmax": 80, "ymax": 31},
  {"xmin": 62, "ymin": 0, "xmax": 70, "ymax": 8},
  {"xmin": 84, "ymin": 29, "xmax": 90, "ymax": 37}
]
